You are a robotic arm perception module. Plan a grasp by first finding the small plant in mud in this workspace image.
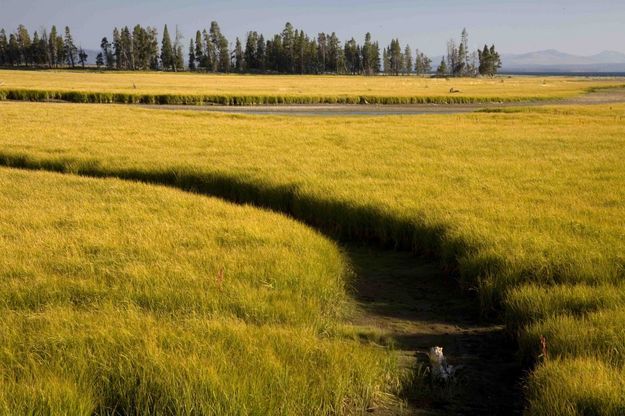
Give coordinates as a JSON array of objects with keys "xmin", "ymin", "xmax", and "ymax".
[
  {"xmin": 427, "ymin": 346, "xmax": 463, "ymax": 403},
  {"xmin": 428, "ymin": 346, "xmax": 459, "ymax": 381}
]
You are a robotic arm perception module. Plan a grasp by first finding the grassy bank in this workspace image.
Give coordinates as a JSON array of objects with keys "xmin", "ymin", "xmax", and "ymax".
[
  {"xmin": 1, "ymin": 101, "xmax": 624, "ymax": 413},
  {"xmin": 1, "ymin": 70, "xmax": 624, "ymax": 105},
  {"xmin": 0, "ymin": 168, "xmax": 399, "ymax": 414}
]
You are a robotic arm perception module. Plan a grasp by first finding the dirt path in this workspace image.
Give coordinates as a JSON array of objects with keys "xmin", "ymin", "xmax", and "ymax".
[
  {"xmin": 347, "ymin": 246, "xmax": 522, "ymax": 415},
  {"xmin": 139, "ymin": 87, "xmax": 625, "ymax": 116}
]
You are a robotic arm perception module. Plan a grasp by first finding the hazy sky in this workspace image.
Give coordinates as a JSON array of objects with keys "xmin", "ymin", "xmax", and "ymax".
[{"xmin": 1, "ymin": 0, "xmax": 624, "ymax": 55}]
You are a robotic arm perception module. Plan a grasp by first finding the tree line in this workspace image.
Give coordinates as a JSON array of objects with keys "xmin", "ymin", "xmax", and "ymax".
[
  {"xmin": 0, "ymin": 25, "xmax": 87, "ymax": 68},
  {"xmin": 0, "ymin": 23, "xmax": 501, "ymax": 76}
]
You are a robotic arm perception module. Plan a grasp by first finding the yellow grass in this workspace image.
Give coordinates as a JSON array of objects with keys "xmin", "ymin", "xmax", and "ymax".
[
  {"xmin": 1, "ymin": 98, "xmax": 624, "ymax": 413},
  {"xmin": 1, "ymin": 70, "xmax": 624, "ymax": 104},
  {"xmin": 0, "ymin": 167, "xmax": 399, "ymax": 414}
]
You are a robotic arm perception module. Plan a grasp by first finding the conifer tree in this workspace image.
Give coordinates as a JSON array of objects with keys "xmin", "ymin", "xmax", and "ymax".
[
  {"xmin": 388, "ymin": 39, "xmax": 402, "ymax": 75},
  {"xmin": 257, "ymin": 34, "xmax": 266, "ymax": 71},
  {"xmin": 48, "ymin": 25, "xmax": 58, "ymax": 67},
  {"xmin": 63, "ymin": 26, "xmax": 77, "ymax": 67},
  {"xmin": 188, "ymin": 38, "xmax": 196, "ymax": 70},
  {"xmin": 414, "ymin": 49, "xmax": 432, "ymax": 75},
  {"xmin": 78, "ymin": 47, "xmax": 88, "ymax": 68},
  {"xmin": 96, "ymin": 52, "xmax": 104, "ymax": 68},
  {"xmin": 478, "ymin": 44, "xmax": 501, "ymax": 76},
  {"xmin": 436, "ymin": 58, "xmax": 447, "ymax": 76},
  {"xmin": 55, "ymin": 30, "xmax": 65, "ymax": 67},
  {"xmin": 245, "ymin": 31, "xmax": 259, "ymax": 71},
  {"xmin": 194, "ymin": 31, "xmax": 204, "ymax": 70},
  {"xmin": 173, "ymin": 26, "xmax": 184, "ymax": 72},
  {"xmin": 100, "ymin": 37, "xmax": 113, "ymax": 68},
  {"xmin": 202, "ymin": 29, "xmax": 214, "ymax": 71},
  {"xmin": 234, "ymin": 37, "xmax": 244, "ymax": 72},
  {"xmin": 31, "ymin": 31, "xmax": 44, "ymax": 65},
  {"xmin": 281, "ymin": 22, "xmax": 295, "ymax": 73},
  {"xmin": 7, "ymin": 34, "xmax": 19, "ymax": 65},
  {"xmin": 16, "ymin": 25, "xmax": 32, "ymax": 65},
  {"xmin": 403, "ymin": 45, "xmax": 412, "ymax": 75},
  {"xmin": 0, "ymin": 29, "xmax": 8, "ymax": 66},
  {"xmin": 327, "ymin": 32, "xmax": 341, "ymax": 73},
  {"xmin": 217, "ymin": 34, "xmax": 229, "ymax": 72},
  {"xmin": 112, "ymin": 28, "xmax": 122, "ymax": 69},
  {"xmin": 160, "ymin": 24, "xmax": 174, "ymax": 70},
  {"xmin": 209, "ymin": 21, "xmax": 222, "ymax": 71}
]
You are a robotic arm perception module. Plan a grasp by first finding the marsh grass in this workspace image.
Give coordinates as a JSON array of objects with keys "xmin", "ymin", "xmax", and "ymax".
[
  {"xmin": 1, "ymin": 70, "xmax": 624, "ymax": 105},
  {"xmin": 527, "ymin": 358, "xmax": 625, "ymax": 416},
  {"xmin": 0, "ymin": 168, "xmax": 400, "ymax": 414},
  {"xmin": 1, "ymin": 101, "xmax": 625, "ymax": 413}
]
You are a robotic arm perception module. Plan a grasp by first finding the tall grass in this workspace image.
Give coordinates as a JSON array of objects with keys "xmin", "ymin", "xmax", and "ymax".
[
  {"xmin": 1, "ymin": 101, "xmax": 624, "ymax": 413},
  {"xmin": 0, "ymin": 168, "xmax": 400, "ymax": 414},
  {"xmin": 527, "ymin": 359, "xmax": 625, "ymax": 416},
  {"xmin": 1, "ymin": 70, "xmax": 623, "ymax": 105}
]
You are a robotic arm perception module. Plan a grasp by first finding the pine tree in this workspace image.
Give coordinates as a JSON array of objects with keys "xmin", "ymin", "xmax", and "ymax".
[
  {"xmin": 132, "ymin": 25, "xmax": 148, "ymax": 70},
  {"xmin": 55, "ymin": 30, "xmax": 65, "ymax": 67},
  {"xmin": 101, "ymin": 37, "xmax": 113, "ymax": 68},
  {"xmin": 147, "ymin": 27, "xmax": 159, "ymax": 70},
  {"xmin": 31, "ymin": 31, "xmax": 44, "ymax": 66},
  {"xmin": 257, "ymin": 34, "xmax": 266, "ymax": 71},
  {"xmin": 15, "ymin": 25, "xmax": 32, "ymax": 65},
  {"xmin": 113, "ymin": 28, "xmax": 122, "ymax": 69},
  {"xmin": 7, "ymin": 34, "xmax": 19, "ymax": 66},
  {"xmin": 317, "ymin": 33, "xmax": 327, "ymax": 73},
  {"xmin": 436, "ymin": 58, "xmax": 447, "ymax": 77},
  {"xmin": 327, "ymin": 32, "xmax": 341, "ymax": 73},
  {"xmin": 78, "ymin": 47, "xmax": 88, "ymax": 68},
  {"xmin": 447, "ymin": 39, "xmax": 460, "ymax": 76},
  {"xmin": 362, "ymin": 33, "xmax": 373, "ymax": 75},
  {"xmin": 209, "ymin": 22, "xmax": 222, "ymax": 72},
  {"xmin": 194, "ymin": 30, "xmax": 204, "ymax": 70},
  {"xmin": 489, "ymin": 45, "xmax": 501, "ymax": 74},
  {"xmin": 188, "ymin": 38, "xmax": 196, "ymax": 70},
  {"xmin": 344, "ymin": 38, "xmax": 359, "ymax": 74},
  {"xmin": 234, "ymin": 37, "xmax": 243, "ymax": 72},
  {"xmin": 478, "ymin": 44, "xmax": 501, "ymax": 76},
  {"xmin": 403, "ymin": 45, "xmax": 412, "ymax": 75},
  {"xmin": 202, "ymin": 29, "xmax": 214, "ymax": 71},
  {"xmin": 173, "ymin": 26, "xmax": 184, "ymax": 72},
  {"xmin": 372, "ymin": 41, "xmax": 381, "ymax": 74},
  {"xmin": 281, "ymin": 22, "xmax": 295, "ymax": 73},
  {"xmin": 414, "ymin": 50, "xmax": 432, "ymax": 75},
  {"xmin": 63, "ymin": 26, "xmax": 77, "ymax": 68},
  {"xmin": 388, "ymin": 39, "xmax": 402, "ymax": 75},
  {"xmin": 217, "ymin": 34, "xmax": 229, "ymax": 72},
  {"xmin": 0, "ymin": 29, "xmax": 8, "ymax": 66},
  {"xmin": 39, "ymin": 29, "xmax": 51, "ymax": 67},
  {"xmin": 160, "ymin": 24, "xmax": 174, "ymax": 70},
  {"xmin": 120, "ymin": 26, "xmax": 133, "ymax": 69},
  {"xmin": 96, "ymin": 52, "xmax": 104, "ymax": 68},
  {"xmin": 245, "ymin": 31, "xmax": 259, "ymax": 71},
  {"xmin": 48, "ymin": 25, "xmax": 58, "ymax": 67},
  {"xmin": 382, "ymin": 48, "xmax": 389, "ymax": 73}
]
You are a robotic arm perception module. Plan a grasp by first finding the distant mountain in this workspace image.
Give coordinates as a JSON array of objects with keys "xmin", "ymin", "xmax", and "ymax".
[{"xmin": 501, "ymin": 49, "xmax": 625, "ymax": 73}]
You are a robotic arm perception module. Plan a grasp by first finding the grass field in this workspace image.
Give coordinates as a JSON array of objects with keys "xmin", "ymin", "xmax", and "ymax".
[
  {"xmin": 0, "ymin": 167, "xmax": 400, "ymax": 414},
  {"xmin": 1, "ymin": 98, "xmax": 624, "ymax": 413},
  {"xmin": 1, "ymin": 70, "xmax": 624, "ymax": 105}
]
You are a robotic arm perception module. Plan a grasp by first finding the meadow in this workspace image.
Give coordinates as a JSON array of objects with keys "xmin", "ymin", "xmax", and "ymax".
[
  {"xmin": 1, "ymin": 70, "xmax": 624, "ymax": 105},
  {"xmin": 0, "ymin": 167, "xmax": 402, "ymax": 414},
  {"xmin": 1, "ymin": 98, "xmax": 624, "ymax": 413}
]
